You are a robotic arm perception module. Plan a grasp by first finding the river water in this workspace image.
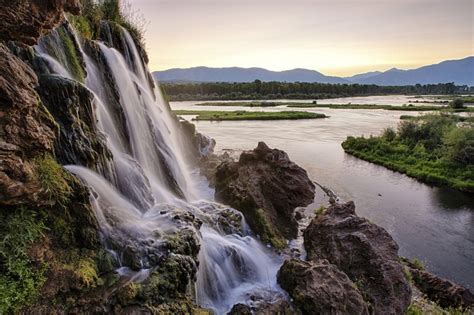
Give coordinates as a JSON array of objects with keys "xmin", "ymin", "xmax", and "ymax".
[{"xmin": 171, "ymin": 96, "xmax": 474, "ymax": 289}]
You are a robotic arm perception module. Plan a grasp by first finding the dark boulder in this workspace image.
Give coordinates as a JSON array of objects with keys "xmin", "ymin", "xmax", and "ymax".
[
  {"xmin": 277, "ymin": 259, "xmax": 369, "ymax": 315},
  {"xmin": 215, "ymin": 142, "xmax": 315, "ymax": 248},
  {"xmin": 404, "ymin": 259, "xmax": 474, "ymax": 309},
  {"xmin": 304, "ymin": 201, "xmax": 411, "ymax": 314},
  {"xmin": 228, "ymin": 303, "xmax": 252, "ymax": 315}
]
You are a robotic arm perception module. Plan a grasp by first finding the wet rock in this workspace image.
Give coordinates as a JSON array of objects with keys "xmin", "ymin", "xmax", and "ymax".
[
  {"xmin": 228, "ymin": 303, "xmax": 252, "ymax": 315},
  {"xmin": 199, "ymin": 152, "xmax": 234, "ymax": 186},
  {"xmin": 403, "ymin": 259, "xmax": 474, "ymax": 309},
  {"xmin": 164, "ymin": 228, "xmax": 201, "ymax": 259},
  {"xmin": 138, "ymin": 255, "xmax": 198, "ymax": 304},
  {"xmin": 216, "ymin": 208, "xmax": 245, "ymax": 235},
  {"xmin": 278, "ymin": 259, "xmax": 369, "ymax": 315},
  {"xmin": 0, "ymin": 0, "xmax": 80, "ymax": 45},
  {"xmin": 215, "ymin": 142, "xmax": 315, "ymax": 247},
  {"xmin": 0, "ymin": 43, "xmax": 57, "ymax": 206},
  {"xmin": 179, "ymin": 119, "xmax": 216, "ymax": 159},
  {"xmin": 37, "ymin": 75, "xmax": 111, "ymax": 170},
  {"xmin": 304, "ymin": 201, "xmax": 411, "ymax": 314}
]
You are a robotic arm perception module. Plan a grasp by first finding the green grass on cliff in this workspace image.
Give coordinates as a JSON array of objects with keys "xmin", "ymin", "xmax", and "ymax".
[
  {"xmin": 0, "ymin": 209, "xmax": 47, "ymax": 313},
  {"xmin": 342, "ymin": 114, "xmax": 474, "ymax": 193},
  {"xmin": 57, "ymin": 27, "xmax": 86, "ymax": 82},
  {"xmin": 173, "ymin": 110, "xmax": 327, "ymax": 121},
  {"xmin": 34, "ymin": 154, "xmax": 72, "ymax": 206}
]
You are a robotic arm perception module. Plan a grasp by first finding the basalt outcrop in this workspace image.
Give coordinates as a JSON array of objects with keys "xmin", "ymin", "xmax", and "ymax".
[
  {"xmin": 277, "ymin": 259, "xmax": 369, "ymax": 315},
  {"xmin": 303, "ymin": 201, "xmax": 412, "ymax": 314},
  {"xmin": 403, "ymin": 258, "xmax": 474, "ymax": 309},
  {"xmin": 215, "ymin": 142, "xmax": 315, "ymax": 248}
]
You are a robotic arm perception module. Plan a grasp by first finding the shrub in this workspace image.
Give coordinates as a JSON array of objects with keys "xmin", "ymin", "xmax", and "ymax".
[
  {"xmin": 0, "ymin": 210, "xmax": 47, "ymax": 313},
  {"xmin": 382, "ymin": 127, "xmax": 397, "ymax": 141},
  {"xmin": 443, "ymin": 127, "xmax": 474, "ymax": 165},
  {"xmin": 450, "ymin": 98, "xmax": 465, "ymax": 109}
]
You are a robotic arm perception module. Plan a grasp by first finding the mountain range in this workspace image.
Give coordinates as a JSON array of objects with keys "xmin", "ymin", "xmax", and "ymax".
[{"xmin": 153, "ymin": 56, "xmax": 474, "ymax": 86}]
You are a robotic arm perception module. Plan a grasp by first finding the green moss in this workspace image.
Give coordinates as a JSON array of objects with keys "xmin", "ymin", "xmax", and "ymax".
[
  {"xmin": 411, "ymin": 257, "xmax": 425, "ymax": 270},
  {"xmin": 116, "ymin": 282, "xmax": 139, "ymax": 305},
  {"xmin": 0, "ymin": 209, "xmax": 47, "ymax": 313},
  {"xmin": 407, "ymin": 300, "xmax": 471, "ymax": 315},
  {"xmin": 68, "ymin": 15, "xmax": 93, "ymax": 39},
  {"xmin": 138, "ymin": 255, "xmax": 196, "ymax": 304},
  {"xmin": 57, "ymin": 27, "xmax": 86, "ymax": 82},
  {"xmin": 251, "ymin": 208, "xmax": 286, "ymax": 249},
  {"xmin": 34, "ymin": 154, "xmax": 72, "ymax": 206},
  {"xmin": 403, "ymin": 266, "xmax": 413, "ymax": 283},
  {"xmin": 314, "ymin": 205, "xmax": 326, "ymax": 216},
  {"xmin": 164, "ymin": 229, "xmax": 200, "ymax": 258},
  {"xmin": 75, "ymin": 258, "xmax": 99, "ymax": 288},
  {"xmin": 173, "ymin": 110, "xmax": 327, "ymax": 121}
]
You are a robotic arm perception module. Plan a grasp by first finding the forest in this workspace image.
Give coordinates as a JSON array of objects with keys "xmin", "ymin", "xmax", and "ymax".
[{"xmin": 161, "ymin": 81, "xmax": 470, "ymax": 101}]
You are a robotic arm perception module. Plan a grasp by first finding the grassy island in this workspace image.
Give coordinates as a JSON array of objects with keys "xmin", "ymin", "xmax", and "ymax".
[
  {"xmin": 173, "ymin": 110, "xmax": 327, "ymax": 121},
  {"xmin": 342, "ymin": 114, "xmax": 474, "ymax": 193},
  {"xmin": 195, "ymin": 101, "xmax": 474, "ymax": 112}
]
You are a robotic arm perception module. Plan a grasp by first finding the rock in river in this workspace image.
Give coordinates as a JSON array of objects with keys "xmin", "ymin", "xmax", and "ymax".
[
  {"xmin": 215, "ymin": 142, "xmax": 315, "ymax": 248},
  {"xmin": 303, "ymin": 201, "xmax": 412, "ymax": 314},
  {"xmin": 277, "ymin": 258, "xmax": 369, "ymax": 315}
]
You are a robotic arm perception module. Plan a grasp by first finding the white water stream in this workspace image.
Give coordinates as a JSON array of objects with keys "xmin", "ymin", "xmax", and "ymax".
[{"xmin": 36, "ymin": 22, "xmax": 283, "ymax": 313}]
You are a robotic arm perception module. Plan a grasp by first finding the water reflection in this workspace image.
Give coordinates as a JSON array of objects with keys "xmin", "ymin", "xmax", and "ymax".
[{"xmin": 171, "ymin": 96, "xmax": 474, "ymax": 288}]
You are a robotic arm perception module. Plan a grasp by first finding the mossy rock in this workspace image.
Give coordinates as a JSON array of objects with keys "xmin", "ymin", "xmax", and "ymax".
[
  {"xmin": 164, "ymin": 228, "xmax": 200, "ymax": 259},
  {"xmin": 138, "ymin": 255, "xmax": 197, "ymax": 304},
  {"xmin": 249, "ymin": 208, "xmax": 287, "ymax": 249}
]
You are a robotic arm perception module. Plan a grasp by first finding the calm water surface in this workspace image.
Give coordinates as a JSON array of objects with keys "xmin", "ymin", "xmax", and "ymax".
[{"xmin": 171, "ymin": 95, "xmax": 474, "ymax": 288}]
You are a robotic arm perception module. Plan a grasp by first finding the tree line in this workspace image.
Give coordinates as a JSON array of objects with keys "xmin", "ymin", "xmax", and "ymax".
[{"xmin": 161, "ymin": 81, "xmax": 469, "ymax": 101}]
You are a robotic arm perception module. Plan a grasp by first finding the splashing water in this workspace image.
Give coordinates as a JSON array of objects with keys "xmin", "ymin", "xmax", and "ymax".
[{"xmin": 36, "ymin": 22, "xmax": 284, "ymax": 314}]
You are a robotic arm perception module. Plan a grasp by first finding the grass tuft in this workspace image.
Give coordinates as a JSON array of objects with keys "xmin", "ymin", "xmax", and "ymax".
[{"xmin": 34, "ymin": 154, "xmax": 72, "ymax": 206}]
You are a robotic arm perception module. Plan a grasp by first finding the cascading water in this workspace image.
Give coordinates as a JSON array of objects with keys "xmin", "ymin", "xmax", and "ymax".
[{"xmin": 36, "ymin": 21, "xmax": 284, "ymax": 313}]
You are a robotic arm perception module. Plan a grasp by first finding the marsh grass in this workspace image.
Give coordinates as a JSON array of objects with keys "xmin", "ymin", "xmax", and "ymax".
[{"xmin": 173, "ymin": 110, "xmax": 327, "ymax": 121}]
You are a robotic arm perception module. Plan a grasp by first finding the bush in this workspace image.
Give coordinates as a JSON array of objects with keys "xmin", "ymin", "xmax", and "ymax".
[
  {"xmin": 0, "ymin": 210, "xmax": 47, "ymax": 313},
  {"xmin": 382, "ymin": 127, "xmax": 396, "ymax": 141},
  {"xmin": 450, "ymin": 98, "xmax": 465, "ymax": 109},
  {"xmin": 444, "ymin": 127, "xmax": 474, "ymax": 165},
  {"xmin": 79, "ymin": 0, "xmax": 147, "ymax": 47}
]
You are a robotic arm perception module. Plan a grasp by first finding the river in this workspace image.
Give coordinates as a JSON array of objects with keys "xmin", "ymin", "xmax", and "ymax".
[{"xmin": 171, "ymin": 96, "xmax": 474, "ymax": 289}]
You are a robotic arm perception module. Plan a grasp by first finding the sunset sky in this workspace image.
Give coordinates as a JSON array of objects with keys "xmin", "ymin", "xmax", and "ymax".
[{"xmin": 132, "ymin": 0, "xmax": 473, "ymax": 76}]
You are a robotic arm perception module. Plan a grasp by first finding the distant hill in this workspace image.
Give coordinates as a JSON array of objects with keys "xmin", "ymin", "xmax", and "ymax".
[
  {"xmin": 153, "ymin": 57, "xmax": 474, "ymax": 86},
  {"xmin": 353, "ymin": 57, "xmax": 474, "ymax": 86},
  {"xmin": 345, "ymin": 71, "xmax": 382, "ymax": 82},
  {"xmin": 154, "ymin": 66, "xmax": 348, "ymax": 84}
]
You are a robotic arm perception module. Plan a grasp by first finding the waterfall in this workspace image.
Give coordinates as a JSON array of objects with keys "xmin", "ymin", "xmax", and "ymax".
[{"xmin": 36, "ymin": 21, "xmax": 283, "ymax": 314}]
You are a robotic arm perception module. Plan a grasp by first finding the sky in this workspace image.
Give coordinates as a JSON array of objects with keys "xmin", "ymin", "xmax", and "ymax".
[{"xmin": 130, "ymin": 0, "xmax": 474, "ymax": 76}]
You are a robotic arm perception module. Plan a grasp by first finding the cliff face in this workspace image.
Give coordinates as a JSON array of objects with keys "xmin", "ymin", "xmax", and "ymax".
[
  {"xmin": 0, "ymin": 1, "xmax": 210, "ymax": 313},
  {"xmin": 0, "ymin": 0, "xmax": 80, "ymax": 45}
]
